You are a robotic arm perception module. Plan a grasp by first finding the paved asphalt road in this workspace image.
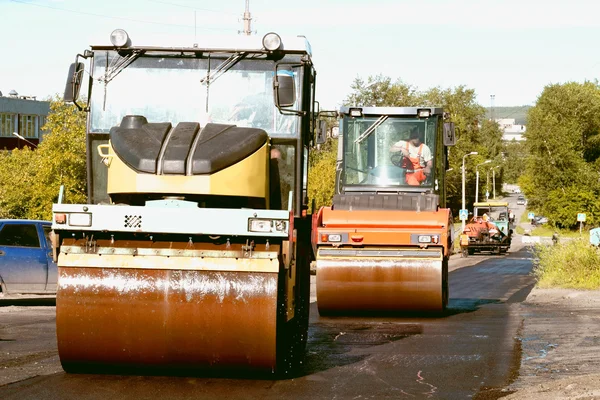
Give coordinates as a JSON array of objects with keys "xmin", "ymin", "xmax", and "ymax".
[
  {"xmin": 0, "ymin": 193, "xmax": 536, "ymax": 399},
  {"xmin": 0, "ymin": 242, "xmax": 535, "ymax": 399}
]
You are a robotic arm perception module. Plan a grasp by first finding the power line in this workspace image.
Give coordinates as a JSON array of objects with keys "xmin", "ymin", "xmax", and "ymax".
[
  {"xmin": 10, "ymin": 0, "xmax": 233, "ymax": 32},
  {"xmin": 146, "ymin": 0, "xmax": 238, "ymax": 16}
]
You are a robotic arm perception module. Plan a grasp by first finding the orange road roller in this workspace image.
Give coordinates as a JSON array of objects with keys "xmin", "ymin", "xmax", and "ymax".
[{"xmin": 313, "ymin": 107, "xmax": 456, "ymax": 314}]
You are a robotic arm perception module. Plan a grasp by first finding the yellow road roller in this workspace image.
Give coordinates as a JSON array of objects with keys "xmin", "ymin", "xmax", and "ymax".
[{"xmin": 52, "ymin": 29, "xmax": 316, "ymax": 375}]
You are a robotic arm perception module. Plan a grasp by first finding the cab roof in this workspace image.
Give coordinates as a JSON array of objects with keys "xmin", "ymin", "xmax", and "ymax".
[
  {"xmin": 474, "ymin": 202, "xmax": 509, "ymax": 207},
  {"xmin": 339, "ymin": 106, "xmax": 444, "ymax": 117},
  {"xmin": 91, "ymin": 34, "xmax": 312, "ymax": 56}
]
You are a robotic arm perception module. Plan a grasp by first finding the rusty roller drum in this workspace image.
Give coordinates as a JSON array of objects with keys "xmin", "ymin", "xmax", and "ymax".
[
  {"xmin": 55, "ymin": 243, "xmax": 293, "ymax": 373},
  {"xmin": 316, "ymin": 247, "xmax": 448, "ymax": 314}
]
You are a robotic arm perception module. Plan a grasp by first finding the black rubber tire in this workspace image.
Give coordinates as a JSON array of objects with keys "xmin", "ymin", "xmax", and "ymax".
[{"xmin": 442, "ymin": 258, "xmax": 449, "ymax": 310}]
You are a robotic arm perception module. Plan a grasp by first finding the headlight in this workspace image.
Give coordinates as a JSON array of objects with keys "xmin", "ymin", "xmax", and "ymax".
[
  {"xmin": 69, "ymin": 213, "xmax": 92, "ymax": 227},
  {"xmin": 349, "ymin": 108, "xmax": 363, "ymax": 117},
  {"xmin": 248, "ymin": 219, "xmax": 272, "ymax": 233},
  {"xmin": 418, "ymin": 235, "xmax": 432, "ymax": 243},
  {"xmin": 248, "ymin": 218, "xmax": 288, "ymax": 234},
  {"xmin": 274, "ymin": 220, "xmax": 287, "ymax": 232},
  {"xmin": 327, "ymin": 234, "xmax": 342, "ymax": 242},
  {"xmin": 262, "ymin": 32, "xmax": 282, "ymax": 51},
  {"xmin": 417, "ymin": 109, "xmax": 431, "ymax": 118},
  {"xmin": 110, "ymin": 29, "xmax": 130, "ymax": 47}
]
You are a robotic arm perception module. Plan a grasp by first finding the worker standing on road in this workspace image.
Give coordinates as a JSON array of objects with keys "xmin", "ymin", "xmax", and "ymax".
[
  {"xmin": 460, "ymin": 230, "xmax": 470, "ymax": 258},
  {"xmin": 390, "ymin": 127, "xmax": 433, "ymax": 186}
]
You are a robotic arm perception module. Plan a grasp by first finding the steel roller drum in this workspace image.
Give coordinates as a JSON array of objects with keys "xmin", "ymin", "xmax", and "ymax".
[
  {"xmin": 316, "ymin": 247, "xmax": 445, "ymax": 313},
  {"xmin": 56, "ymin": 255, "xmax": 280, "ymax": 372}
]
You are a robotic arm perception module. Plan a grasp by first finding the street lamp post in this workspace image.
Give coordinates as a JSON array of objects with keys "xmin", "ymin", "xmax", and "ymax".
[
  {"xmin": 462, "ymin": 151, "xmax": 478, "ymax": 232},
  {"xmin": 12, "ymin": 132, "xmax": 38, "ymax": 149},
  {"xmin": 492, "ymin": 166, "xmax": 501, "ymax": 199},
  {"xmin": 475, "ymin": 160, "xmax": 492, "ymax": 203},
  {"xmin": 486, "ymin": 169, "xmax": 491, "ymax": 200}
]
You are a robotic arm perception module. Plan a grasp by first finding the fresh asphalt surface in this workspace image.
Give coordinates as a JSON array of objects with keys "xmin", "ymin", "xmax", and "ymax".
[{"xmin": 0, "ymin": 197, "xmax": 535, "ymax": 399}]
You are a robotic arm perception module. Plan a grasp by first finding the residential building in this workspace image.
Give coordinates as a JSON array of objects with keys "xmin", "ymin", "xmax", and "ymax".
[{"xmin": 0, "ymin": 91, "xmax": 50, "ymax": 150}]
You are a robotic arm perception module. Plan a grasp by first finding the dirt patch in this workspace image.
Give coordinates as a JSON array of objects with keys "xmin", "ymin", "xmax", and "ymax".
[{"xmin": 504, "ymin": 288, "xmax": 600, "ymax": 399}]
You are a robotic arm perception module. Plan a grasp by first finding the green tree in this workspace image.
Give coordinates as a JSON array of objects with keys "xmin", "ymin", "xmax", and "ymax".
[
  {"xmin": 522, "ymin": 81, "xmax": 600, "ymax": 227},
  {"xmin": 0, "ymin": 97, "xmax": 87, "ymax": 220},
  {"xmin": 345, "ymin": 75, "xmax": 419, "ymax": 107},
  {"xmin": 308, "ymin": 139, "xmax": 338, "ymax": 212},
  {"xmin": 310, "ymin": 75, "xmax": 498, "ymax": 215},
  {"xmin": 503, "ymin": 140, "xmax": 528, "ymax": 183}
]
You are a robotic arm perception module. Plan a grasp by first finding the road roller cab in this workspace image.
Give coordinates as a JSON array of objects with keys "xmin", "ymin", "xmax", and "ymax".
[
  {"xmin": 313, "ymin": 107, "xmax": 456, "ymax": 314},
  {"xmin": 52, "ymin": 30, "xmax": 317, "ymax": 375}
]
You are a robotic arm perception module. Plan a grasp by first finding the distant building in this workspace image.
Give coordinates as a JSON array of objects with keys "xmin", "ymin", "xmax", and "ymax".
[
  {"xmin": 0, "ymin": 90, "xmax": 51, "ymax": 150},
  {"xmin": 496, "ymin": 118, "xmax": 526, "ymax": 141}
]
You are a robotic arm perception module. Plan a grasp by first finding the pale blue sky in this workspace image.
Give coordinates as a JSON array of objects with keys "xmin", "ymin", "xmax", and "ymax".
[{"xmin": 2, "ymin": 0, "xmax": 600, "ymax": 111}]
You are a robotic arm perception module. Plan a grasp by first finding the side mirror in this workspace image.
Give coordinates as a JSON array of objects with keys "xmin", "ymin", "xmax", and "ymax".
[
  {"xmin": 443, "ymin": 122, "xmax": 456, "ymax": 146},
  {"xmin": 274, "ymin": 70, "xmax": 296, "ymax": 108},
  {"xmin": 316, "ymin": 120, "xmax": 327, "ymax": 144},
  {"xmin": 64, "ymin": 62, "xmax": 84, "ymax": 103}
]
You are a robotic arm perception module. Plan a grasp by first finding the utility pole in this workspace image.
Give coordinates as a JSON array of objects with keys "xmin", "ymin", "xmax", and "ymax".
[
  {"xmin": 240, "ymin": 0, "xmax": 253, "ymax": 35},
  {"xmin": 490, "ymin": 94, "xmax": 495, "ymax": 121},
  {"xmin": 475, "ymin": 160, "xmax": 492, "ymax": 203}
]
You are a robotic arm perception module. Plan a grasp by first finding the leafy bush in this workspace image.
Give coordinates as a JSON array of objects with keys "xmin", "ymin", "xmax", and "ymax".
[
  {"xmin": 542, "ymin": 186, "xmax": 600, "ymax": 228},
  {"xmin": 0, "ymin": 98, "xmax": 86, "ymax": 220},
  {"xmin": 308, "ymin": 139, "xmax": 338, "ymax": 212},
  {"xmin": 533, "ymin": 239, "xmax": 600, "ymax": 289}
]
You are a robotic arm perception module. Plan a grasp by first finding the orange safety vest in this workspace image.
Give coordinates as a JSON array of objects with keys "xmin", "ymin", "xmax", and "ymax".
[{"xmin": 405, "ymin": 142, "xmax": 427, "ymax": 185}]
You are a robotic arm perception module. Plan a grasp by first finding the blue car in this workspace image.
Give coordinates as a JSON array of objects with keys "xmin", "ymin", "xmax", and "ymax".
[{"xmin": 0, "ymin": 219, "xmax": 57, "ymax": 295}]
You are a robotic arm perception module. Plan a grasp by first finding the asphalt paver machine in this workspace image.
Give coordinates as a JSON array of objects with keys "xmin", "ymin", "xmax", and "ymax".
[{"xmin": 463, "ymin": 201, "xmax": 512, "ymax": 256}]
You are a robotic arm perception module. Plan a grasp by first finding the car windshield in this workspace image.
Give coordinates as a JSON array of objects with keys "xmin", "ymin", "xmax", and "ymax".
[
  {"xmin": 475, "ymin": 206, "xmax": 509, "ymax": 221},
  {"xmin": 89, "ymin": 51, "xmax": 302, "ymax": 138},
  {"xmin": 342, "ymin": 116, "xmax": 438, "ymax": 188}
]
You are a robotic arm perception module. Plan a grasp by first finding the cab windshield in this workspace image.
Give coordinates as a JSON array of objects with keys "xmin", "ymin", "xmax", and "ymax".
[
  {"xmin": 342, "ymin": 116, "xmax": 438, "ymax": 188},
  {"xmin": 474, "ymin": 206, "xmax": 509, "ymax": 221},
  {"xmin": 89, "ymin": 51, "xmax": 302, "ymax": 138}
]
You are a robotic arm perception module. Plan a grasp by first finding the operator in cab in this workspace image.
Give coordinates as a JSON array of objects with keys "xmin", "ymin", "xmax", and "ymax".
[{"xmin": 390, "ymin": 126, "xmax": 433, "ymax": 186}]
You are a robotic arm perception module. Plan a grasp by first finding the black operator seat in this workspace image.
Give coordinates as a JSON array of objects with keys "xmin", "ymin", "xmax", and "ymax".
[{"xmin": 110, "ymin": 116, "xmax": 269, "ymax": 175}]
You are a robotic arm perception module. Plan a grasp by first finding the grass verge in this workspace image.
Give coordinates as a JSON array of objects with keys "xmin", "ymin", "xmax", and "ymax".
[
  {"xmin": 533, "ymin": 238, "xmax": 600, "ymax": 289},
  {"xmin": 517, "ymin": 222, "xmax": 590, "ymax": 238}
]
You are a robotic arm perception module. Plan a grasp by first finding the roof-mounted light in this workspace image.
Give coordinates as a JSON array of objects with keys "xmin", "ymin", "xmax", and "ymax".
[
  {"xmin": 349, "ymin": 108, "xmax": 363, "ymax": 118},
  {"xmin": 417, "ymin": 109, "xmax": 431, "ymax": 118},
  {"xmin": 110, "ymin": 29, "xmax": 131, "ymax": 47},
  {"xmin": 262, "ymin": 32, "xmax": 282, "ymax": 51}
]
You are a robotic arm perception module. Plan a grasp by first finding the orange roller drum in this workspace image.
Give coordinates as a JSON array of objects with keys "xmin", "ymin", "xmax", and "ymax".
[{"xmin": 56, "ymin": 248, "xmax": 280, "ymax": 371}]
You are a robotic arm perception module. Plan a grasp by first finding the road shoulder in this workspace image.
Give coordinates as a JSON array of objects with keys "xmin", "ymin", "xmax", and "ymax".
[{"xmin": 504, "ymin": 288, "xmax": 600, "ymax": 399}]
